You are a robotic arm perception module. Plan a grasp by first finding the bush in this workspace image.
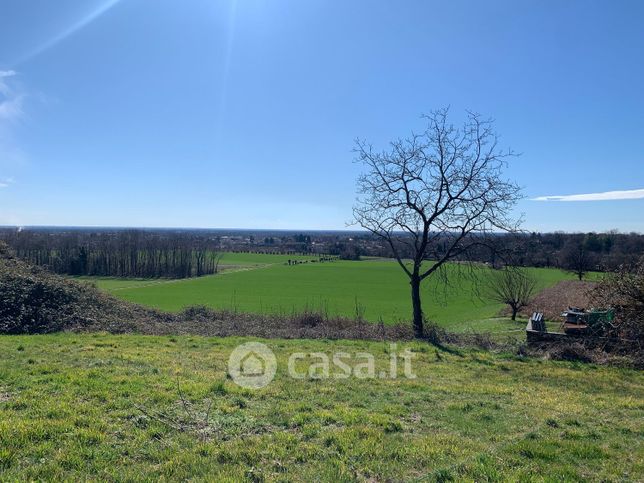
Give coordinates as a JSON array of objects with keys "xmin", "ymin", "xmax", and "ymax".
[
  {"xmin": 591, "ymin": 256, "xmax": 644, "ymax": 345},
  {"xmin": 547, "ymin": 343, "xmax": 594, "ymax": 363},
  {"xmin": 0, "ymin": 269, "xmax": 78, "ymax": 333},
  {"xmin": 0, "ymin": 242, "xmax": 154, "ymax": 334}
]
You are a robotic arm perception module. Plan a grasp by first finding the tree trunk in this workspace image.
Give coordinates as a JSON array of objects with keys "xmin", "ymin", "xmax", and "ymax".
[
  {"xmin": 410, "ymin": 276, "xmax": 424, "ymax": 338},
  {"xmin": 511, "ymin": 306, "xmax": 518, "ymax": 321}
]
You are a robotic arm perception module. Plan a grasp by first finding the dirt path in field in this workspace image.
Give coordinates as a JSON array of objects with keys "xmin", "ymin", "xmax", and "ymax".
[{"xmin": 504, "ymin": 279, "xmax": 597, "ymax": 321}]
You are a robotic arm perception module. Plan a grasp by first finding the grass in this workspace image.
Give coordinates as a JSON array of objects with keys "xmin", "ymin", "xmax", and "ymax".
[
  {"xmin": 452, "ymin": 317, "xmax": 565, "ymax": 339},
  {"xmin": 0, "ymin": 333, "xmax": 641, "ymax": 480},
  {"xmin": 86, "ymin": 253, "xmax": 581, "ymax": 330},
  {"xmin": 217, "ymin": 252, "xmax": 320, "ymax": 267},
  {"xmin": 70, "ymin": 253, "xmax": 319, "ymax": 291}
]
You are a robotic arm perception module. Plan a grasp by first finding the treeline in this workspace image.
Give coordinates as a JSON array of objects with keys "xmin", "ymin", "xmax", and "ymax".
[
  {"xmin": 496, "ymin": 232, "xmax": 644, "ymax": 273},
  {"xmin": 2, "ymin": 227, "xmax": 642, "ymax": 279},
  {"xmin": 358, "ymin": 231, "xmax": 644, "ymax": 275},
  {"xmin": 0, "ymin": 230, "xmax": 222, "ymax": 279}
]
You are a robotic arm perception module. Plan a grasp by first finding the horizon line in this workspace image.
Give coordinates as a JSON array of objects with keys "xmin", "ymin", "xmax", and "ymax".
[{"xmin": 0, "ymin": 224, "xmax": 640, "ymax": 236}]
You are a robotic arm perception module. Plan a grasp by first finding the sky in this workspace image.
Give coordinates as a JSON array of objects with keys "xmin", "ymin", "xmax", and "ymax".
[{"xmin": 0, "ymin": 0, "xmax": 643, "ymax": 232}]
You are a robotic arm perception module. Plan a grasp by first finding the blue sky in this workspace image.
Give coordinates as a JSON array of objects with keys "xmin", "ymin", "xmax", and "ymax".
[{"xmin": 0, "ymin": 0, "xmax": 642, "ymax": 232}]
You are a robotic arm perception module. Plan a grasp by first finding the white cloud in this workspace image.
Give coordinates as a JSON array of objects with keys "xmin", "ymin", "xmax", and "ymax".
[
  {"xmin": 532, "ymin": 188, "xmax": 644, "ymax": 202},
  {"xmin": 0, "ymin": 70, "xmax": 17, "ymax": 97},
  {"xmin": 0, "ymin": 70, "xmax": 24, "ymax": 123},
  {"xmin": 0, "ymin": 71, "xmax": 27, "ymax": 170},
  {"xmin": 0, "ymin": 70, "xmax": 16, "ymax": 80},
  {"xmin": 0, "ymin": 177, "xmax": 15, "ymax": 188}
]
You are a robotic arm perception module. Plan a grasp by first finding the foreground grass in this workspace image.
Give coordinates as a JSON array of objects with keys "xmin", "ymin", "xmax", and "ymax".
[
  {"xmin": 0, "ymin": 334, "xmax": 641, "ymax": 481},
  {"xmin": 89, "ymin": 257, "xmax": 578, "ymax": 328}
]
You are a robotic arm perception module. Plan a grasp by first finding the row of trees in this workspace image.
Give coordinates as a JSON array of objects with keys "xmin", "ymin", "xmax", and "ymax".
[
  {"xmin": 504, "ymin": 232, "xmax": 644, "ymax": 276},
  {"xmin": 0, "ymin": 230, "xmax": 222, "ymax": 278},
  {"xmin": 351, "ymin": 231, "xmax": 644, "ymax": 276}
]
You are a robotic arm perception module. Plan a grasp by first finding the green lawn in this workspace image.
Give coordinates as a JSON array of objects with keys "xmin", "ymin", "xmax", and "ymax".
[
  {"xmin": 87, "ymin": 255, "xmax": 579, "ymax": 329},
  {"xmin": 0, "ymin": 333, "xmax": 641, "ymax": 481}
]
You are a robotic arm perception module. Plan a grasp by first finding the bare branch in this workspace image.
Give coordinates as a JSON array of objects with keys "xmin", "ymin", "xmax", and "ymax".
[{"xmin": 352, "ymin": 108, "xmax": 522, "ymax": 336}]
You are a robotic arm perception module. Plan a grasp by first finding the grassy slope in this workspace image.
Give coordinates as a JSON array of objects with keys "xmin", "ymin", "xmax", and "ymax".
[
  {"xmin": 90, "ymin": 254, "xmax": 578, "ymax": 329},
  {"xmin": 0, "ymin": 334, "xmax": 641, "ymax": 481}
]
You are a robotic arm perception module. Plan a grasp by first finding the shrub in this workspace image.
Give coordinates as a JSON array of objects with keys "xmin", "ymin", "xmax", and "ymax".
[
  {"xmin": 547, "ymin": 343, "xmax": 593, "ymax": 363},
  {"xmin": 0, "ymin": 242, "xmax": 154, "ymax": 334},
  {"xmin": 591, "ymin": 256, "xmax": 644, "ymax": 345}
]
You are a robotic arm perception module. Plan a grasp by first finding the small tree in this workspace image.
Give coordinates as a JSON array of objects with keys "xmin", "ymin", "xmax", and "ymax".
[
  {"xmin": 486, "ymin": 268, "xmax": 537, "ymax": 320},
  {"xmin": 562, "ymin": 238, "xmax": 594, "ymax": 280},
  {"xmin": 353, "ymin": 108, "xmax": 522, "ymax": 337}
]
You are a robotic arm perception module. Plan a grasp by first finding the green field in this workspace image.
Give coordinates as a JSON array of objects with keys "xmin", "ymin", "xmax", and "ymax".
[
  {"xmin": 217, "ymin": 252, "xmax": 321, "ymax": 267},
  {"xmin": 86, "ymin": 254, "xmax": 581, "ymax": 330},
  {"xmin": 0, "ymin": 333, "xmax": 641, "ymax": 480}
]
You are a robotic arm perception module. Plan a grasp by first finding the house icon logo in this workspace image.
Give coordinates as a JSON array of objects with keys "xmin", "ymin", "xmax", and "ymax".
[{"xmin": 228, "ymin": 342, "xmax": 277, "ymax": 389}]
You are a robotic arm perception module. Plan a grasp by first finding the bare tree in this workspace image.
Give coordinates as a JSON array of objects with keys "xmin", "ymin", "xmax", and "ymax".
[
  {"xmin": 562, "ymin": 239, "xmax": 594, "ymax": 280},
  {"xmin": 353, "ymin": 108, "xmax": 522, "ymax": 337},
  {"xmin": 486, "ymin": 268, "xmax": 537, "ymax": 320}
]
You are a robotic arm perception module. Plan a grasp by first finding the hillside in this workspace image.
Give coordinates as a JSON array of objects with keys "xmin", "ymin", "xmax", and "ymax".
[
  {"xmin": 0, "ymin": 244, "xmax": 157, "ymax": 334},
  {"xmin": 0, "ymin": 246, "xmax": 415, "ymax": 340},
  {"xmin": 0, "ymin": 334, "xmax": 641, "ymax": 480}
]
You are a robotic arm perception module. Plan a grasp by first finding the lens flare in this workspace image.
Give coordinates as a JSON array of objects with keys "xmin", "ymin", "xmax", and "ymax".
[{"xmin": 14, "ymin": 0, "xmax": 122, "ymax": 66}]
